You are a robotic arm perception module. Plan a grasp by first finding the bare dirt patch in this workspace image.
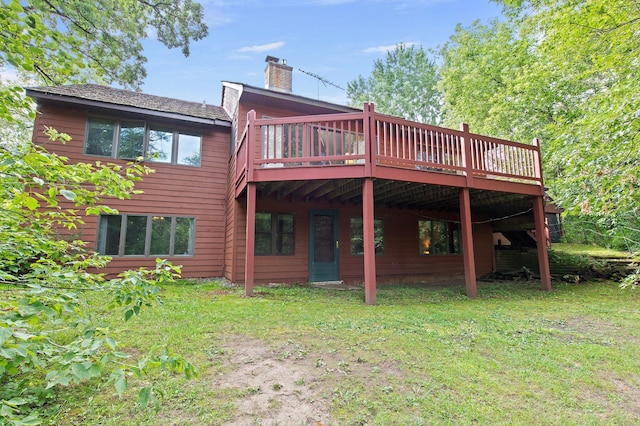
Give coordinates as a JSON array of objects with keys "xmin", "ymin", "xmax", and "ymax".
[{"xmin": 213, "ymin": 337, "xmax": 331, "ymax": 425}]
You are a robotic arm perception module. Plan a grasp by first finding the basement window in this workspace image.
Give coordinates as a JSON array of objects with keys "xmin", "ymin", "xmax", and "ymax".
[
  {"xmin": 349, "ymin": 218, "xmax": 384, "ymax": 256},
  {"xmin": 418, "ymin": 220, "xmax": 461, "ymax": 255},
  {"xmin": 255, "ymin": 212, "xmax": 295, "ymax": 255},
  {"xmin": 97, "ymin": 214, "xmax": 195, "ymax": 257}
]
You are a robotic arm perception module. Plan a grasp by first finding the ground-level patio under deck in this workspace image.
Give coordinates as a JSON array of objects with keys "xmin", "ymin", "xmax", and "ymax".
[{"xmin": 235, "ymin": 105, "xmax": 552, "ymax": 304}]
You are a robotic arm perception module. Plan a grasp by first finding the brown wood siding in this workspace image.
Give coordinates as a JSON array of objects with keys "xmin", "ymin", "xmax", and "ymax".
[
  {"xmin": 231, "ymin": 196, "xmax": 495, "ymax": 285},
  {"xmin": 32, "ymin": 104, "xmax": 230, "ymax": 278}
]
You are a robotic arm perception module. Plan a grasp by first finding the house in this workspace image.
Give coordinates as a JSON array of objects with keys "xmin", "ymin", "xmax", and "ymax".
[{"xmin": 26, "ymin": 57, "xmax": 552, "ymax": 304}]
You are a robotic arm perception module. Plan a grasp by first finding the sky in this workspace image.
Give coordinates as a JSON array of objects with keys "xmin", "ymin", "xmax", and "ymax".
[{"xmin": 139, "ymin": 0, "xmax": 503, "ymax": 107}]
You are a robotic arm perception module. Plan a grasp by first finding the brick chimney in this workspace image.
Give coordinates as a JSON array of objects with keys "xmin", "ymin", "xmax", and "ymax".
[{"xmin": 264, "ymin": 56, "xmax": 292, "ymax": 93}]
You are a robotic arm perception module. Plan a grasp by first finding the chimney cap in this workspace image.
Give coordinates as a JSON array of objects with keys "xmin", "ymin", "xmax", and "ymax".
[{"xmin": 265, "ymin": 55, "xmax": 280, "ymax": 63}]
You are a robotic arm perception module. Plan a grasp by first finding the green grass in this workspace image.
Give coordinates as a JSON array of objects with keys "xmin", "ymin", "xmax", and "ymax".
[
  {"xmin": 552, "ymin": 243, "xmax": 639, "ymax": 260},
  {"xmin": 48, "ymin": 279, "xmax": 640, "ymax": 425}
]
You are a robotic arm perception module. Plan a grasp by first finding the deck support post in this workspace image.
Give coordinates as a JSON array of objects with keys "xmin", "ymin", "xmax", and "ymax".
[
  {"xmin": 244, "ymin": 182, "xmax": 257, "ymax": 296},
  {"xmin": 363, "ymin": 177, "xmax": 377, "ymax": 305},
  {"xmin": 533, "ymin": 195, "xmax": 552, "ymax": 291},
  {"xmin": 459, "ymin": 187, "xmax": 477, "ymax": 298}
]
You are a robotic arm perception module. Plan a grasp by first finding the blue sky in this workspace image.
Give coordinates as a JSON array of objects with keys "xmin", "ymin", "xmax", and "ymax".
[{"xmin": 140, "ymin": 0, "xmax": 503, "ymax": 107}]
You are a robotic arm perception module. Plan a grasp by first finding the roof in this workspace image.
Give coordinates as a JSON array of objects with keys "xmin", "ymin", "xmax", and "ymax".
[
  {"xmin": 222, "ymin": 81, "xmax": 360, "ymax": 115},
  {"xmin": 26, "ymin": 84, "xmax": 231, "ymax": 126}
]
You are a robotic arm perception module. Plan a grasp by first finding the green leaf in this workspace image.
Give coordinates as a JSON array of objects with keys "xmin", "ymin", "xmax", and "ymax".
[
  {"xmin": 114, "ymin": 370, "xmax": 127, "ymax": 396},
  {"xmin": 60, "ymin": 189, "xmax": 76, "ymax": 201},
  {"xmin": 0, "ymin": 327, "xmax": 12, "ymax": 346},
  {"xmin": 24, "ymin": 196, "xmax": 39, "ymax": 210},
  {"xmin": 138, "ymin": 387, "xmax": 151, "ymax": 409},
  {"xmin": 124, "ymin": 309, "xmax": 134, "ymax": 321}
]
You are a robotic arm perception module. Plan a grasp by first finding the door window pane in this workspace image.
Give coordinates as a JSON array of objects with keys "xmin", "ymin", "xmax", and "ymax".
[
  {"xmin": 85, "ymin": 118, "xmax": 115, "ymax": 156},
  {"xmin": 177, "ymin": 132, "xmax": 201, "ymax": 166},
  {"xmin": 124, "ymin": 215, "xmax": 147, "ymax": 255},
  {"xmin": 314, "ymin": 215, "xmax": 334, "ymax": 262},
  {"xmin": 147, "ymin": 127, "xmax": 174, "ymax": 163},
  {"xmin": 117, "ymin": 121, "xmax": 145, "ymax": 159},
  {"xmin": 150, "ymin": 216, "xmax": 171, "ymax": 255}
]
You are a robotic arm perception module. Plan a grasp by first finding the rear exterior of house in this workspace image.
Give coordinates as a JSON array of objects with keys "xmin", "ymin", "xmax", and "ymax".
[{"xmin": 27, "ymin": 58, "xmax": 551, "ymax": 304}]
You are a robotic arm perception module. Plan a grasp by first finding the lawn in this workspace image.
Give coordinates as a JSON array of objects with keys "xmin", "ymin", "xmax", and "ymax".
[{"xmin": 49, "ymin": 279, "xmax": 640, "ymax": 425}]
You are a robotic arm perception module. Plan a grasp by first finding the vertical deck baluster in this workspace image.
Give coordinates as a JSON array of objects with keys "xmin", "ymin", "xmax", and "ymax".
[
  {"xmin": 287, "ymin": 123, "xmax": 292, "ymax": 160},
  {"xmin": 334, "ymin": 120, "xmax": 339, "ymax": 156},
  {"xmin": 433, "ymin": 131, "xmax": 438, "ymax": 164},
  {"xmin": 393, "ymin": 123, "xmax": 398, "ymax": 159},
  {"xmin": 429, "ymin": 130, "xmax": 434, "ymax": 164},
  {"xmin": 412, "ymin": 127, "xmax": 417, "ymax": 162},
  {"xmin": 402, "ymin": 125, "xmax": 407, "ymax": 160},
  {"xmin": 473, "ymin": 138, "xmax": 479, "ymax": 172},
  {"xmin": 517, "ymin": 146, "xmax": 524, "ymax": 177},
  {"xmin": 446, "ymin": 133, "xmax": 451, "ymax": 167},
  {"xmin": 397, "ymin": 123, "xmax": 401, "ymax": 160},
  {"xmin": 510, "ymin": 145, "xmax": 516, "ymax": 176},
  {"xmin": 340, "ymin": 120, "xmax": 345, "ymax": 156},
  {"xmin": 425, "ymin": 130, "xmax": 430, "ymax": 164},
  {"xmin": 491, "ymin": 142, "xmax": 497, "ymax": 173},
  {"xmin": 345, "ymin": 120, "xmax": 351, "ymax": 155},
  {"xmin": 381, "ymin": 121, "xmax": 385, "ymax": 157},
  {"xmin": 324, "ymin": 122, "xmax": 329, "ymax": 158}
]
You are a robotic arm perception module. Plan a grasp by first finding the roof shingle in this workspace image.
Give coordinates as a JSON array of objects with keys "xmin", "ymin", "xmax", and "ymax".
[{"xmin": 27, "ymin": 84, "xmax": 230, "ymax": 122}]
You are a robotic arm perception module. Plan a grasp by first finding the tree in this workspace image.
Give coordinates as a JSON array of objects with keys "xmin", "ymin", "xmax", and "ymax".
[
  {"xmin": 1, "ymin": 0, "xmax": 207, "ymax": 423},
  {"xmin": 1, "ymin": 0, "xmax": 207, "ymax": 91},
  {"xmin": 1, "ymin": 132, "xmax": 196, "ymax": 423},
  {"xmin": 347, "ymin": 44, "xmax": 443, "ymax": 125},
  {"xmin": 439, "ymin": 0, "xmax": 640, "ymax": 251}
]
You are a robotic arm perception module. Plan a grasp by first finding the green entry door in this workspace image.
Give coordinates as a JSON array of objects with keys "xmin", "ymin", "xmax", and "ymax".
[{"xmin": 308, "ymin": 209, "xmax": 339, "ymax": 282}]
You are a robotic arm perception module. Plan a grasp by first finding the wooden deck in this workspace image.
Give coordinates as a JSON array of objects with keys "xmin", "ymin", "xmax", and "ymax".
[
  {"xmin": 235, "ymin": 103, "xmax": 551, "ymax": 304},
  {"xmin": 234, "ymin": 104, "xmax": 544, "ymax": 199}
]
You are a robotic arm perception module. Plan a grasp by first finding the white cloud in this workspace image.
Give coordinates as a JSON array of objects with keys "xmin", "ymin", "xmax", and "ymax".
[
  {"xmin": 238, "ymin": 41, "xmax": 285, "ymax": 53},
  {"xmin": 362, "ymin": 41, "xmax": 418, "ymax": 54}
]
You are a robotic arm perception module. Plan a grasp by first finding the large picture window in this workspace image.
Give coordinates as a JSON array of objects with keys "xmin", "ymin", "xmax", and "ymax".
[
  {"xmin": 350, "ymin": 218, "xmax": 384, "ymax": 255},
  {"xmin": 84, "ymin": 117, "xmax": 202, "ymax": 166},
  {"xmin": 255, "ymin": 212, "xmax": 295, "ymax": 255},
  {"xmin": 97, "ymin": 214, "xmax": 195, "ymax": 257},
  {"xmin": 418, "ymin": 220, "xmax": 461, "ymax": 255}
]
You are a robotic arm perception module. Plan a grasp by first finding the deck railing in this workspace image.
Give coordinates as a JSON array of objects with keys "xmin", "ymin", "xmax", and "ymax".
[{"xmin": 234, "ymin": 105, "xmax": 543, "ymax": 188}]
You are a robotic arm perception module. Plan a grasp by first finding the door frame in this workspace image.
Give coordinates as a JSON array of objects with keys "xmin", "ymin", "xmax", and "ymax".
[{"xmin": 308, "ymin": 209, "xmax": 340, "ymax": 282}]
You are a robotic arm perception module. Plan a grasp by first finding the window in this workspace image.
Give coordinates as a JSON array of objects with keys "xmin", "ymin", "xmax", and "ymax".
[
  {"xmin": 147, "ymin": 127, "xmax": 173, "ymax": 163},
  {"xmin": 177, "ymin": 132, "xmax": 202, "ymax": 165},
  {"xmin": 418, "ymin": 220, "xmax": 461, "ymax": 255},
  {"xmin": 84, "ymin": 117, "xmax": 202, "ymax": 166},
  {"xmin": 118, "ymin": 121, "xmax": 145, "ymax": 159},
  {"xmin": 350, "ymin": 218, "xmax": 384, "ymax": 255},
  {"xmin": 97, "ymin": 214, "xmax": 195, "ymax": 256},
  {"xmin": 85, "ymin": 118, "xmax": 116, "ymax": 156},
  {"xmin": 255, "ymin": 212, "xmax": 294, "ymax": 255}
]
